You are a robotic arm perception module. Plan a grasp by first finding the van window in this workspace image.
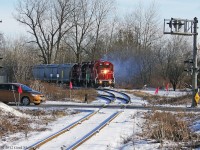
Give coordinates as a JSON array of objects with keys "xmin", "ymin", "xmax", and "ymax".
[
  {"xmin": 22, "ymin": 85, "xmax": 33, "ymax": 91},
  {"xmin": 0, "ymin": 84, "xmax": 9, "ymax": 90},
  {"xmin": 11, "ymin": 85, "xmax": 18, "ymax": 91}
]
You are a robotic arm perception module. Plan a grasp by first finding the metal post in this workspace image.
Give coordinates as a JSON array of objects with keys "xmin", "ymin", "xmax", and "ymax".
[
  {"xmin": 164, "ymin": 17, "xmax": 199, "ymax": 107},
  {"xmin": 191, "ymin": 17, "xmax": 198, "ymax": 107}
]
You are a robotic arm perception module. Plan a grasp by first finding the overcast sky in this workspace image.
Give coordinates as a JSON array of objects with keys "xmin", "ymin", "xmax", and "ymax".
[{"xmin": 0, "ymin": 0, "xmax": 200, "ymax": 37}]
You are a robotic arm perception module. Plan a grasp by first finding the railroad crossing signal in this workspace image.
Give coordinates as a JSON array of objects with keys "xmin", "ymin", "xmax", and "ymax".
[
  {"xmin": 164, "ymin": 17, "xmax": 198, "ymax": 107},
  {"xmin": 167, "ymin": 19, "xmax": 184, "ymax": 32},
  {"xmin": 164, "ymin": 18, "xmax": 197, "ymax": 36},
  {"xmin": 195, "ymin": 92, "xmax": 200, "ymax": 103},
  {"xmin": 184, "ymin": 59, "xmax": 193, "ymax": 74},
  {"xmin": 0, "ymin": 20, "xmax": 3, "ymax": 69},
  {"xmin": 0, "ymin": 57, "xmax": 3, "ymax": 68}
]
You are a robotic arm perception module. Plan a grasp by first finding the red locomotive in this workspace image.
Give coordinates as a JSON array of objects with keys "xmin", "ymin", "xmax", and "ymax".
[
  {"xmin": 71, "ymin": 60, "xmax": 115, "ymax": 87},
  {"xmin": 33, "ymin": 60, "xmax": 115, "ymax": 87}
]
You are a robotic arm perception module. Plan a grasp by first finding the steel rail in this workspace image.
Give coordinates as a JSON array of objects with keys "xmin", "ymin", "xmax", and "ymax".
[
  {"xmin": 97, "ymin": 89, "xmax": 115, "ymax": 98},
  {"xmin": 65, "ymin": 111, "xmax": 122, "ymax": 150},
  {"xmin": 27, "ymin": 103, "xmax": 200, "ymax": 112},
  {"xmin": 97, "ymin": 95, "xmax": 115, "ymax": 103},
  {"xmin": 96, "ymin": 89, "xmax": 116, "ymax": 103},
  {"xmin": 25, "ymin": 109, "xmax": 99, "ymax": 150},
  {"xmin": 103, "ymin": 89, "xmax": 131, "ymax": 104}
]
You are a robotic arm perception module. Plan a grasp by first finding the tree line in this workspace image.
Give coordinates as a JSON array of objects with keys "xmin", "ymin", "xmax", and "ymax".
[{"xmin": 0, "ymin": 0, "xmax": 195, "ymax": 90}]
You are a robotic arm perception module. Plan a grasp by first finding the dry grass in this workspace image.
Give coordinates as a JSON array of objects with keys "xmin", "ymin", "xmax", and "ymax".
[
  {"xmin": 0, "ymin": 114, "xmax": 32, "ymax": 139},
  {"xmin": 0, "ymin": 108, "xmax": 78, "ymax": 140},
  {"xmin": 66, "ymin": 88, "xmax": 98, "ymax": 103},
  {"xmin": 142, "ymin": 111, "xmax": 196, "ymax": 142},
  {"xmin": 126, "ymin": 90, "xmax": 161, "ymax": 101},
  {"xmin": 29, "ymin": 80, "xmax": 98, "ymax": 102},
  {"xmin": 137, "ymin": 111, "xmax": 200, "ymax": 149},
  {"xmin": 120, "ymin": 110, "xmax": 200, "ymax": 148},
  {"xmin": 126, "ymin": 90, "xmax": 192, "ymax": 105},
  {"xmin": 120, "ymin": 111, "xmax": 200, "ymax": 148}
]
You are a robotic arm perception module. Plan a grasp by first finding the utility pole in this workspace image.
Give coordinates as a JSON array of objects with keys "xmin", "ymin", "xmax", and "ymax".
[
  {"xmin": 164, "ymin": 17, "xmax": 199, "ymax": 107},
  {"xmin": 192, "ymin": 17, "xmax": 198, "ymax": 107},
  {"xmin": 0, "ymin": 19, "xmax": 3, "ymax": 69}
]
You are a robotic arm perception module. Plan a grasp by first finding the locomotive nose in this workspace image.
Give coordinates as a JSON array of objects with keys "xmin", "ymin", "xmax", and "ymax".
[{"xmin": 103, "ymin": 69, "xmax": 109, "ymax": 74}]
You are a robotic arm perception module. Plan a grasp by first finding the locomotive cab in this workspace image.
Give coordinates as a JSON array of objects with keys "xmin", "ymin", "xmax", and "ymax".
[
  {"xmin": 94, "ymin": 61, "xmax": 115, "ymax": 87},
  {"xmin": 71, "ymin": 63, "xmax": 81, "ymax": 86}
]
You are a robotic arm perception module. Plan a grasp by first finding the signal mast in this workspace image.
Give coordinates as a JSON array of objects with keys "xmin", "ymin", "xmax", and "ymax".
[{"xmin": 164, "ymin": 17, "xmax": 198, "ymax": 107}]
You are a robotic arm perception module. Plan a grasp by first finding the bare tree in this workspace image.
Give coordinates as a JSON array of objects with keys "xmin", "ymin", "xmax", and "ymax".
[
  {"xmin": 155, "ymin": 36, "xmax": 192, "ymax": 90},
  {"xmin": 3, "ymin": 36, "xmax": 38, "ymax": 82},
  {"xmin": 87, "ymin": 0, "xmax": 114, "ymax": 60},
  {"xmin": 0, "ymin": 33, "xmax": 6, "ymax": 81},
  {"xmin": 108, "ymin": 1, "xmax": 161, "ymax": 87},
  {"xmin": 15, "ymin": 0, "xmax": 73, "ymax": 64},
  {"xmin": 64, "ymin": 0, "xmax": 114, "ymax": 62},
  {"xmin": 64, "ymin": 0, "xmax": 96, "ymax": 63},
  {"xmin": 127, "ymin": 2, "xmax": 161, "ymax": 85}
]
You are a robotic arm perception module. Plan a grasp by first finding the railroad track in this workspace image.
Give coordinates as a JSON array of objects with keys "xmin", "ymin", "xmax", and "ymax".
[
  {"xmin": 97, "ymin": 88, "xmax": 131, "ymax": 104},
  {"xmin": 96, "ymin": 89, "xmax": 116, "ymax": 104},
  {"xmin": 104, "ymin": 89, "xmax": 131, "ymax": 104},
  {"xmin": 29, "ymin": 103, "xmax": 200, "ymax": 112},
  {"xmin": 20, "ymin": 88, "xmax": 200, "ymax": 112},
  {"xmin": 26, "ymin": 89, "xmax": 130, "ymax": 150},
  {"xmin": 14, "ymin": 88, "xmax": 200, "ymax": 149},
  {"xmin": 66, "ymin": 111, "xmax": 122, "ymax": 150},
  {"xmin": 26, "ymin": 109, "xmax": 98, "ymax": 150},
  {"xmin": 25, "ymin": 109, "xmax": 121, "ymax": 150}
]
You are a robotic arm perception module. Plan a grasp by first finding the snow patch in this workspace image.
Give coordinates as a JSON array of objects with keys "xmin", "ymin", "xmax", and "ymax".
[{"xmin": 0, "ymin": 102, "xmax": 29, "ymax": 118}]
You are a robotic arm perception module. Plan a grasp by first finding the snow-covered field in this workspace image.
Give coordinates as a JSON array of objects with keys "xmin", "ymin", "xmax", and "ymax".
[{"xmin": 0, "ymin": 88, "xmax": 197, "ymax": 150}]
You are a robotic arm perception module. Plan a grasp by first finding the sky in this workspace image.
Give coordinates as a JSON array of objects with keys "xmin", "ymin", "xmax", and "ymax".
[{"xmin": 0, "ymin": 0, "xmax": 200, "ymax": 37}]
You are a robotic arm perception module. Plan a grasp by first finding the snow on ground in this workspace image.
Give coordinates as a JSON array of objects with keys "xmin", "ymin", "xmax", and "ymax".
[
  {"xmin": 77, "ymin": 110, "xmax": 149, "ymax": 150},
  {"xmin": 118, "ymin": 87, "xmax": 190, "ymax": 98},
  {"xmin": 140, "ymin": 88, "xmax": 190, "ymax": 97},
  {"xmin": 38, "ymin": 109, "xmax": 137, "ymax": 150},
  {"xmin": 0, "ymin": 88, "xmax": 196, "ymax": 150},
  {"xmin": 0, "ymin": 102, "xmax": 30, "ymax": 118},
  {"xmin": 9, "ymin": 109, "xmax": 100, "ymax": 149},
  {"xmin": 128, "ymin": 93, "xmax": 147, "ymax": 105}
]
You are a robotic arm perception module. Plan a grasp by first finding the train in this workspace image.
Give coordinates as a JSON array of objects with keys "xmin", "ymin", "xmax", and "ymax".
[{"xmin": 32, "ymin": 60, "xmax": 115, "ymax": 87}]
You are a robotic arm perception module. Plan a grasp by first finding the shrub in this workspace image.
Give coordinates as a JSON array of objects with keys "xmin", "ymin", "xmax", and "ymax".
[
  {"xmin": 142, "ymin": 111, "xmax": 197, "ymax": 142},
  {"xmin": 128, "ymin": 90, "xmax": 191, "ymax": 105},
  {"xmin": 29, "ymin": 80, "xmax": 98, "ymax": 102}
]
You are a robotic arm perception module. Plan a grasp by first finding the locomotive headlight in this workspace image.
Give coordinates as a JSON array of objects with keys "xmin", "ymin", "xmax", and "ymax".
[{"xmin": 103, "ymin": 69, "xmax": 108, "ymax": 74}]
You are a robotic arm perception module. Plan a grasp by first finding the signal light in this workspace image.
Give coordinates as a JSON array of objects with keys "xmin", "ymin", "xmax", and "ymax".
[
  {"xmin": 173, "ymin": 20, "xmax": 183, "ymax": 30},
  {"xmin": 168, "ymin": 19, "xmax": 184, "ymax": 32},
  {"xmin": 167, "ymin": 20, "xmax": 172, "ymax": 28},
  {"xmin": 0, "ymin": 57, "xmax": 3, "ymax": 68},
  {"xmin": 184, "ymin": 59, "xmax": 193, "ymax": 64}
]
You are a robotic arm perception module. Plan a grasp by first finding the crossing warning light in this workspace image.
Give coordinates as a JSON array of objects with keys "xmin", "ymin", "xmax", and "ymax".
[
  {"xmin": 195, "ymin": 92, "xmax": 200, "ymax": 103},
  {"xmin": 0, "ymin": 57, "xmax": 3, "ymax": 68}
]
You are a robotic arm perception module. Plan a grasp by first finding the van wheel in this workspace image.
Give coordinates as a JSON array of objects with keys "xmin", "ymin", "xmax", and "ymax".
[
  {"xmin": 21, "ymin": 97, "xmax": 30, "ymax": 106},
  {"xmin": 34, "ymin": 103, "xmax": 40, "ymax": 105}
]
